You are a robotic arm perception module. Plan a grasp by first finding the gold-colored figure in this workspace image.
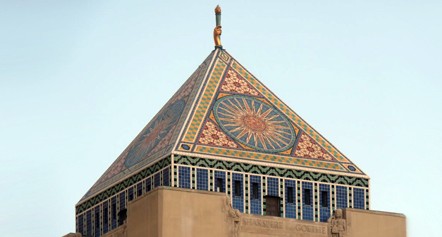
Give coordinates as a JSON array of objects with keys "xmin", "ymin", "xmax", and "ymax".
[
  {"xmin": 213, "ymin": 25, "xmax": 222, "ymax": 47},
  {"xmin": 214, "ymin": 5, "xmax": 222, "ymax": 48}
]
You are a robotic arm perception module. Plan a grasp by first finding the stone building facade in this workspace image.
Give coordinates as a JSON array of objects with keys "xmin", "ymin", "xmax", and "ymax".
[
  {"xmin": 70, "ymin": 7, "xmax": 406, "ymax": 236},
  {"xmin": 74, "ymin": 48, "xmax": 374, "ymax": 237}
]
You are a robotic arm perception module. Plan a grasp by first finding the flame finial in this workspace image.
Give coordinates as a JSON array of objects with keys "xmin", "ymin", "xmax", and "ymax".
[
  {"xmin": 213, "ymin": 5, "xmax": 222, "ymax": 49},
  {"xmin": 215, "ymin": 5, "xmax": 221, "ymax": 15}
]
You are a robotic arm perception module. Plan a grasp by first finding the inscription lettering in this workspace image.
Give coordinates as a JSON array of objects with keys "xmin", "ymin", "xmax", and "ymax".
[
  {"xmin": 242, "ymin": 218, "xmax": 283, "ymax": 229},
  {"xmin": 288, "ymin": 224, "xmax": 326, "ymax": 234}
]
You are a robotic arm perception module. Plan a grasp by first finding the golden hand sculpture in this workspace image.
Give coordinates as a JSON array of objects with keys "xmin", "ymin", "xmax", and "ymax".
[
  {"xmin": 213, "ymin": 5, "xmax": 222, "ymax": 48},
  {"xmin": 213, "ymin": 25, "xmax": 222, "ymax": 47}
]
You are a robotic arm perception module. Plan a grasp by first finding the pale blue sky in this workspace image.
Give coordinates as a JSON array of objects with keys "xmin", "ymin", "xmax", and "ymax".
[{"xmin": 1, "ymin": 1, "xmax": 441, "ymax": 236}]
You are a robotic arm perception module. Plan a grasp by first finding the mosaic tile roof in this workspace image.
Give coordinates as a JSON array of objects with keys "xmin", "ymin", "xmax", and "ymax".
[{"xmin": 79, "ymin": 49, "xmax": 368, "ymax": 204}]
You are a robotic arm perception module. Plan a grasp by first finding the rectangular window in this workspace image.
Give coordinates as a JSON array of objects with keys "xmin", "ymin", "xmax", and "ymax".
[
  {"xmin": 77, "ymin": 214, "xmax": 84, "ymax": 235},
  {"xmin": 215, "ymin": 178, "xmax": 224, "ymax": 192},
  {"xmin": 94, "ymin": 207, "xmax": 100, "ymax": 234},
  {"xmin": 111, "ymin": 203, "xmax": 116, "ymax": 221},
  {"xmin": 179, "ymin": 166, "xmax": 191, "ymax": 188},
  {"xmin": 215, "ymin": 171, "xmax": 226, "ymax": 192},
  {"xmin": 86, "ymin": 211, "xmax": 92, "ymax": 236},
  {"xmin": 154, "ymin": 172, "xmax": 161, "ymax": 188},
  {"xmin": 119, "ymin": 192, "xmax": 126, "ymax": 210},
  {"xmin": 234, "ymin": 180, "xmax": 241, "ymax": 196},
  {"xmin": 321, "ymin": 191, "xmax": 328, "ymax": 207},
  {"xmin": 146, "ymin": 178, "xmax": 152, "ymax": 192},
  {"xmin": 287, "ymin": 187, "xmax": 294, "ymax": 203},
  {"xmin": 267, "ymin": 177, "xmax": 279, "ymax": 196},
  {"xmin": 354, "ymin": 188, "xmax": 365, "ymax": 209},
  {"xmin": 163, "ymin": 168, "xmax": 170, "ymax": 186},
  {"xmin": 265, "ymin": 196, "xmax": 281, "ymax": 217},
  {"xmin": 304, "ymin": 188, "xmax": 311, "ymax": 205},
  {"xmin": 103, "ymin": 204, "xmax": 108, "ymax": 233},
  {"xmin": 128, "ymin": 187, "xmax": 134, "ymax": 201},
  {"xmin": 197, "ymin": 169, "xmax": 208, "ymax": 190},
  {"xmin": 250, "ymin": 176, "xmax": 261, "ymax": 215},
  {"xmin": 252, "ymin": 182, "xmax": 259, "ymax": 199},
  {"xmin": 336, "ymin": 186, "xmax": 348, "ymax": 209},
  {"xmin": 137, "ymin": 183, "xmax": 142, "ymax": 197}
]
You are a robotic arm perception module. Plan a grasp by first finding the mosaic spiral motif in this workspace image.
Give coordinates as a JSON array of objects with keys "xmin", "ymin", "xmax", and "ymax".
[
  {"xmin": 213, "ymin": 95, "xmax": 296, "ymax": 153},
  {"xmin": 124, "ymin": 99, "xmax": 186, "ymax": 167}
]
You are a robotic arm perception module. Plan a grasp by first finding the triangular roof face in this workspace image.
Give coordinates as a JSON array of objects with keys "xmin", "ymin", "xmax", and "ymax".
[{"xmin": 79, "ymin": 49, "xmax": 367, "ymax": 204}]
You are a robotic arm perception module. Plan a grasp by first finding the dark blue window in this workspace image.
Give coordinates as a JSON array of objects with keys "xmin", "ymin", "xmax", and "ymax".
[
  {"xmin": 302, "ymin": 182, "xmax": 313, "ymax": 221},
  {"xmin": 146, "ymin": 177, "xmax": 152, "ymax": 192},
  {"xmin": 103, "ymin": 201, "xmax": 109, "ymax": 234},
  {"xmin": 232, "ymin": 173, "xmax": 244, "ymax": 212},
  {"xmin": 111, "ymin": 197, "xmax": 117, "ymax": 229},
  {"xmin": 267, "ymin": 177, "xmax": 279, "ymax": 196},
  {"xmin": 179, "ymin": 166, "xmax": 191, "ymax": 188},
  {"xmin": 86, "ymin": 210, "xmax": 92, "ymax": 237},
  {"xmin": 354, "ymin": 188, "xmax": 365, "ymax": 209},
  {"xmin": 119, "ymin": 192, "xmax": 126, "ymax": 211},
  {"xmin": 154, "ymin": 172, "xmax": 161, "ymax": 188},
  {"xmin": 336, "ymin": 186, "xmax": 347, "ymax": 209},
  {"xmin": 250, "ymin": 175, "xmax": 261, "ymax": 215},
  {"xmin": 197, "ymin": 169, "xmax": 208, "ymax": 190},
  {"xmin": 94, "ymin": 206, "xmax": 100, "ymax": 237},
  {"xmin": 137, "ymin": 183, "xmax": 143, "ymax": 197},
  {"xmin": 163, "ymin": 167, "xmax": 170, "ymax": 186},
  {"xmin": 285, "ymin": 180, "xmax": 296, "ymax": 218},
  {"xmin": 214, "ymin": 171, "xmax": 226, "ymax": 192},
  {"xmin": 319, "ymin": 184, "xmax": 330, "ymax": 222},
  {"xmin": 128, "ymin": 187, "xmax": 134, "ymax": 201},
  {"xmin": 77, "ymin": 214, "xmax": 84, "ymax": 235}
]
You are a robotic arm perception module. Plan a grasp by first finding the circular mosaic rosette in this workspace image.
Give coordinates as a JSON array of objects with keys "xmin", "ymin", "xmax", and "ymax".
[
  {"xmin": 213, "ymin": 95, "xmax": 296, "ymax": 153},
  {"xmin": 124, "ymin": 99, "xmax": 186, "ymax": 167}
]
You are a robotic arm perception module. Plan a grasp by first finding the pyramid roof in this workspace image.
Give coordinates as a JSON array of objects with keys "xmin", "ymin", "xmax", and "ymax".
[{"xmin": 78, "ymin": 49, "xmax": 368, "ymax": 204}]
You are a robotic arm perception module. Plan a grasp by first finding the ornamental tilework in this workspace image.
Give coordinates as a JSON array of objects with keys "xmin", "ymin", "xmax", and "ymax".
[
  {"xmin": 78, "ymin": 48, "xmax": 368, "ymax": 214},
  {"xmin": 193, "ymin": 146, "xmax": 346, "ymax": 172},
  {"xmin": 175, "ymin": 49, "xmax": 365, "ymax": 176},
  {"xmin": 79, "ymin": 52, "xmax": 215, "ymax": 203},
  {"xmin": 295, "ymin": 133, "xmax": 334, "ymax": 161},
  {"xmin": 198, "ymin": 120, "xmax": 238, "ymax": 148},
  {"xmin": 174, "ymin": 156, "xmax": 368, "ymax": 187},
  {"xmin": 182, "ymin": 58, "xmax": 228, "ymax": 143},
  {"xmin": 213, "ymin": 95, "xmax": 296, "ymax": 153},
  {"xmin": 220, "ymin": 69, "xmax": 260, "ymax": 96},
  {"xmin": 230, "ymin": 61, "xmax": 349, "ymax": 163}
]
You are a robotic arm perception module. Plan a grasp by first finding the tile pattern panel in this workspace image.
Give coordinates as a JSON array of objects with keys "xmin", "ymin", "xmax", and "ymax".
[
  {"xmin": 80, "ymin": 52, "xmax": 215, "ymax": 203},
  {"xmin": 174, "ymin": 155, "xmax": 368, "ymax": 187},
  {"xmin": 177, "ymin": 50, "xmax": 365, "ymax": 177},
  {"xmin": 77, "ymin": 49, "xmax": 371, "ymax": 236}
]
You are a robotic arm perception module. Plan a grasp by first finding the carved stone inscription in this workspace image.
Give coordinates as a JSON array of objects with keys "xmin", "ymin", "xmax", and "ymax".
[
  {"xmin": 288, "ymin": 224, "xmax": 327, "ymax": 234},
  {"xmin": 242, "ymin": 218, "xmax": 283, "ymax": 229}
]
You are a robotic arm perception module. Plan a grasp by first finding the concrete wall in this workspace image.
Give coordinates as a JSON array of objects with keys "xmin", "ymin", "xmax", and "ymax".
[
  {"xmin": 344, "ymin": 209, "xmax": 406, "ymax": 237},
  {"xmin": 239, "ymin": 216, "xmax": 328, "ymax": 237},
  {"xmin": 90, "ymin": 187, "xmax": 406, "ymax": 237},
  {"xmin": 127, "ymin": 187, "xmax": 231, "ymax": 237}
]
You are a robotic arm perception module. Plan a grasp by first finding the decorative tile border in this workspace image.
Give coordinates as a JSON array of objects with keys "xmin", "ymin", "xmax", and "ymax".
[
  {"xmin": 76, "ymin": 157, "xmax": 171, "ymax": 214},
  {"xmin": 182, "ymin": 58, "xmax": 228, "ymax": 143},
  {"xmin": 174, "ymin": 155, "xmax": 368, "ymax": 187},
  {"xmin": 193, "ymin": 145, "xmax": 346, "ymax": 171}
]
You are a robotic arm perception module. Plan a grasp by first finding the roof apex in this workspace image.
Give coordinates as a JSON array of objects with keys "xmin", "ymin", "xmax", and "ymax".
[{"xmin": 78, "ymin": 48, "xmax": 368, "ymax": 205}]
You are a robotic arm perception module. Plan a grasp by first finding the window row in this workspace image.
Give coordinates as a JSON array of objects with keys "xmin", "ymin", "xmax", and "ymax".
[
  {"xmin": 175, "ymin": 165, "xmax": 368, "ymax": 222},
  {"xmin": 77, "ymin": 167, "xmax": 170, "ymax": 237}
]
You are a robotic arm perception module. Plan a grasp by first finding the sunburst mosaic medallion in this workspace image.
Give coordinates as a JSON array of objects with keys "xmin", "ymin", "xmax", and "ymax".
[{"xmin": 213, "ymin": 95, "xmax": 296, "ymax": 153}]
